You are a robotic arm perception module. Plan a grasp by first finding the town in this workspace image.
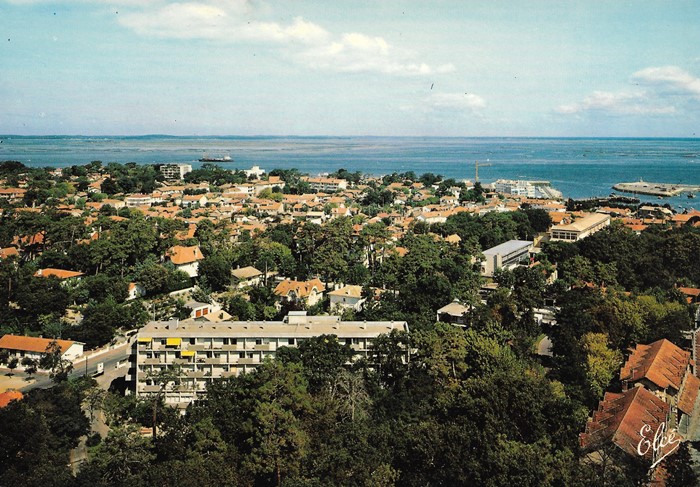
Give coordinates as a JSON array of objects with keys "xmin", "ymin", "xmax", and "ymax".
[{"xmin": 1, "ymin": 159, "xmax": 700, "ymax": 486}]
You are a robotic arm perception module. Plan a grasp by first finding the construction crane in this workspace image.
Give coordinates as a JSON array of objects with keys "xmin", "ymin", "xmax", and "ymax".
[{"xmin": 474, "ymin": 160, "xmax": 492, "ymax": 183}]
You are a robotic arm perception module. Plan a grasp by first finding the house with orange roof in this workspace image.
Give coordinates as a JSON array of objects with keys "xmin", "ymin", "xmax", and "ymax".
[
  {"xmin": 274, "ymin": 278, "xmax": 326, "ymax": 308},
  {"xmin": 620, "ymin": 339, "xmax": 691, "ymax": 397},
  {"xmin": 677, "ymin": 287, "xmax": 700, "ymax": 304},
  {"xmin": 619, "ymin": 338, "xmax": 699, "ymax": 434},
  {"xmin": 579, "ymin": 387, "xmax": 672, "ymax": 464},
  {"xmin": 166, "ymin": 245, "xmax": 204, "ymax": 278},
  {"xmin": 0, "ymin": 334, "xmax": 84, "ymax": 362},
  {"xmin": 0, "ymin": 390, "xmax": 23, "ymax": 408},
  {"xmin": 0, "ymin": 187, "xmax": 27, "ymax": 202},
  {"xmin": 671, "ymin": 210, "xmax": 700, "ymax": 227},
  {"xmin": 0, "ymin": 247, "xmax": 19, "ymax": 260},
  {"xmin": 182, "ymin": 194, "xmax": 208, "ymax": 208},
  {"xmin": 34, "ymin": 268, "xmax": 84, "ymax": 280},
  {"xmin": 127, "ymin": 282, "xmax": 147, "ymax": 301}
]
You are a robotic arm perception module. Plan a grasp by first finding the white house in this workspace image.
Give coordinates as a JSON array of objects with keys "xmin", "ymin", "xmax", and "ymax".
[
  {"xmin": 166, "ymin": 245, "xmax": 205, "ymax": 278},
  {"xmin": 0, "ymin": 335, "xmax": 84, "ymax": 364},
  {"xmin": 328, "ymin": 285, "xmax": 365, "ymax": 311},
  {"xmin": 231, "ymin": 266, "xmax": 263, "ymax": 289}
]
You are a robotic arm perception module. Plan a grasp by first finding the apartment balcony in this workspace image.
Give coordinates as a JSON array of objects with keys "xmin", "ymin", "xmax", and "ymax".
[
  {"xmin": 140, "ymin": 385, "xmax": 161, "ymax": 393},
  {"xmin": 254, "ymin": 343, "xmax": 276, "ymax": 352},
  {"xmin": 238, "ymin": 358, "xmax": 260, "ymax": 365},
  {"xmin": 143, "ymin": 358, "xmax": 162, "ymax": 365}
]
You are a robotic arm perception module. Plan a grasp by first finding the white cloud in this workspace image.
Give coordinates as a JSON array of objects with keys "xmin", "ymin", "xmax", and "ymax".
[
  {"xmin": 400, "ymin": 92, "xmax": 486, "ymax": 117},
  {"xmin": 119, "ymin": 3, "xmax": 229, "ymax": 39},
  {"xmin": 427, "ymin": 92, "xmax": 486, "ymax": 111},
  {"xmin": 299, "ymin": 32, "xmax": 455, "ymax": 76},
  {"xmin": 6, "ymin": 0, "xmax": 456, "ymax": 77},
  {"xmin": 107, "ymin": 0, "xmax": 452, "ymax": 76},
  {"xmin": 632, "ymin": 66, "xmax": 700, "ymax": 99},
  {"xmin": 555, "ymin": 90, "xmax": 675, "ymax": 115},
  {"xmin": 556, "ymin": 66, "xmax": 700, "ymax": 116}
]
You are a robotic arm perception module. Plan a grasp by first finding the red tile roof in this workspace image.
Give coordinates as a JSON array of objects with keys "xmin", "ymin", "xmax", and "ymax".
[
  {"xmin": 274, "ymin": 278, "xmax": 325, "ymax": 298},
  {"xmin": 0, "ymin": 247, "xmax": 19, "ymax": 259},
  {"xmin": 166, "ymin": 245, "xmax": 204, "ymax": 265},
  {"xmin": 620, "ymin": 339, "xmax": 690, "ymax": 391},
  {"xmin": 0, "ymin": 334, "xmax": 77, "ymax": 354},
  {"xmin": 0, "ymin": 390, "xmax": 23, "ymax": 408},
  {"xmin": 678, "ymin": 373, "xmax": 700, "ymax": 416},
  {"xmin": 34, "ymin": 268, "xmax": 85, "ymax": 279},
  {"xmin": 580, "ymin": 387, "xmax": 670, "ymax": 460}
]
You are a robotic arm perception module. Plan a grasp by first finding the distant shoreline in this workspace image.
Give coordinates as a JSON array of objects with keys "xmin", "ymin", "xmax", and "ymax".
[{"xmin": 2, "ymin": 135, "xmax": 700, "ymax": 141}]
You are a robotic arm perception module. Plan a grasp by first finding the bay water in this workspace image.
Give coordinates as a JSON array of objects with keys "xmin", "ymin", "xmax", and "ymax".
[{"xmin": 1, "ymin": 136, "xmax": 699, "ymax": 210}]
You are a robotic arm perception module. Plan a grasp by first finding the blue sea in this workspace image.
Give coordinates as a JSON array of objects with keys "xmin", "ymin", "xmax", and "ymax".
[{"xmin": 1, "ymin": 136, "xmax": 699, "ymax": 210}]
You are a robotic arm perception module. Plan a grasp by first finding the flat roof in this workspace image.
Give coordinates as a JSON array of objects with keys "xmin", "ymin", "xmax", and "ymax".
[
  {"xmin": 551, "ymin": 212, "xmax": 610, "ymax": 232},
  {"xmin": 483, "ymin": 239, "xmax": 532, "ymax": 256},
  {"xmin": 138, "ymin": 317, "xmax": 407, "ymax": 339}
]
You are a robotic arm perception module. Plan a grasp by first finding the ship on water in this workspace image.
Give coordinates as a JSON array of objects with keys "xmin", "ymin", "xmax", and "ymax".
[{"xmin": 199, "ymin": 154, "xmax": 232, "ymax": 162}]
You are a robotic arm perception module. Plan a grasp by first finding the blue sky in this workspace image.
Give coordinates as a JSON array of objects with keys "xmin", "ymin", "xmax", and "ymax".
[{"xmin": 2, "ymin": 0, "xmax": 699, "ymax": 136}]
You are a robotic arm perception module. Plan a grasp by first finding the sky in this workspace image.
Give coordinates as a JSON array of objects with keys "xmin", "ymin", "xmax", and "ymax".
[{"xmin": 2, "ymin": 0, "xmax": 700, "ymax": 137}]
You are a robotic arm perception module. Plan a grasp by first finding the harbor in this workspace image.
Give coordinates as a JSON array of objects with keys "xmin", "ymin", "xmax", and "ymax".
[{"xmin": 613, "ymin": 180, "xmax": 700, "ymax": 198}]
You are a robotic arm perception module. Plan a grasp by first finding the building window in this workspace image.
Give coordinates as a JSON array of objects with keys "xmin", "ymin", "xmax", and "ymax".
[
  {"xmin": 190, "ymin": 338, "xmax": 196, "ymax": 345},
  {"xmin": 255, "ymin": 339, "xmax": 262, "ymax": 345},
  {"xmin": 288, "ymin": 338, "xmax": 295, "ymax": 345}
]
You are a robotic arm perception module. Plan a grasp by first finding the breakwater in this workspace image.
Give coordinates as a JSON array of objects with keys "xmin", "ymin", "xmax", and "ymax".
[{"xmin": 612, "ymin": 181, "xmax": 700, "ymax": 197}]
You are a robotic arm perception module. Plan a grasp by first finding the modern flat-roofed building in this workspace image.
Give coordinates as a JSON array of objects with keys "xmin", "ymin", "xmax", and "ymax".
[
  {"xmin": 160, "ymin": 164, "xmax": 192, "ymax": 180},
  {"xmin": 131, "ymin": 312, "xmax": 408, "ymax": 407},
  {"xmin": 550, "ymin": 212, "xmax": 610, "ymax": 242},
  {"xmin": 302, "ymin": 176, "xmax": 348, "ymax": 193},
  {"xmin": 480, "ymin": 239, "xmax": 533, "ymax": 277},
  {"xmin": 124, "ymin": 194, "xmax": 154, "ymax": 208}
]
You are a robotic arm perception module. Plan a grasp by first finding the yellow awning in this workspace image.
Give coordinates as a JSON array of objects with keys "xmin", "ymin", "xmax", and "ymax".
[
  {"xmin": 180, "ymin": 350, "xmax": 196, "ymax": 357},
  {"xmin": 137, "ymin": 337, "xmax": 152, "ymax": 343},
  {"xmin": 166, "ymin": 338, "xmax": 182, "ymax": 346}
]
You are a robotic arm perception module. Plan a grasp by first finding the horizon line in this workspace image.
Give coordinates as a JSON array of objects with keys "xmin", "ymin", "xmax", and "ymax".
[{"xmin": 1, "ymin": 134, "xmax": 699, "ymax": 140}]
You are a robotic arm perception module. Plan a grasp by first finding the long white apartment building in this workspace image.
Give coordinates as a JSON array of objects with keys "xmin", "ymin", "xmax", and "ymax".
[
  {"xmin": 494, "ymin": 179, "xmax": 563, "ymax": 199},
  {"xmin": 131, "ymin": 312, "xmax": 408, "ymax": 407},
  {"xmin": 550, "ymin": 212, "xmax": 610, "ymax": 242},
  {"xmin": 302, "ymin": 176, "xmax": 348, "ymax": 193}
]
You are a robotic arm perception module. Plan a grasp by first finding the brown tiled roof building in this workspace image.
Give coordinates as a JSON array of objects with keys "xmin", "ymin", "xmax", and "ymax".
[{"xmin": 580, "ymin": 387, "xmax": 670, "ymax": 461}]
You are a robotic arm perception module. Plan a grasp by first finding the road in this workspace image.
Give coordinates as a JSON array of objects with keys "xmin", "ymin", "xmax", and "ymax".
[
  {"xmin": 7, "ymin": 339, "xmax": 133, "ymax": 393},
  {"xmin": 71, "ymin": 341, "xmax": 132, "ymax": 379}
]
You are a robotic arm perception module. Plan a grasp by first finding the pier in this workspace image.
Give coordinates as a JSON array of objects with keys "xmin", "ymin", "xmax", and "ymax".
[{"xmin": 612, "ymin": 181, "xmax": 700, "ymax": 197}]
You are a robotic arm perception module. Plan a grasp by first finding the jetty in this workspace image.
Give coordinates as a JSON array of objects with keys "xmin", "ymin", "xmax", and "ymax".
[{"xmin": 612, "ymin": 180, "xmax": 700, "ymax": 197}]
